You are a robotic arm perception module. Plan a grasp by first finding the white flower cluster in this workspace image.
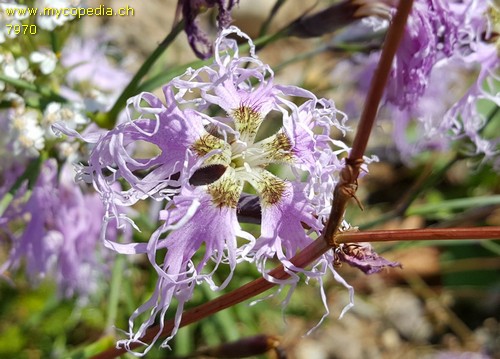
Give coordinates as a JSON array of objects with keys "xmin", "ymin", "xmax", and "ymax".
[
  {"xmin": 0, "ymin": 49, "xmax": 56, "ymax": 92},
  {"xmin": 0, "ymin": 29, "xmax": 94, "ymax": 160},
  {"xmin": 2, "ymin": 99, "xmax": 87, "ymax": 160},
  {"xmin": 9, "ymin": 107, "xmax": 45, "ymax": 157},
  {"xmin": 0, "ymin": 52, "xmax": 35, "ymax": 92}
]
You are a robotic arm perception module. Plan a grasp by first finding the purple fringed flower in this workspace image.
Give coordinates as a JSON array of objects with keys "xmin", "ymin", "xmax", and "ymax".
[
  {"xmin": 386, "ymin": 0, "xmax": 461, "ymax": 110},
  {"xmin": 0, "ymin": 159, "xmax": 115, "ymax": 299},
  {"xmin": 374, "ymin": 0, "xmax": 495, "ymax": 113},
  {"xmin": 337, "ymin": 0, "xmax": 499, "ymax": 164},
  {"xmin": 336, "ymin": 243, "xmax": 401, "ymax": 275},
  {"xmin": 0, "ymin": 160, "xmax": 120, "ymax": 300},
  {"xmin": 391, "ymin": 60, "xmax": 466, "ymax": 159},
  {"xmin": 180, "ymin": 0, "xmax": 239, "ymax": 59},
  {"xmin": 78, "ymin": 26, "xmax": 368, "ymax": 354},
  {"xmin": 392, "ymin": 0, "xmax": 500, "ymax": 163},
  {"xmin": 445, "ymin": 10, "xmax": 500, "ymax": 164}
]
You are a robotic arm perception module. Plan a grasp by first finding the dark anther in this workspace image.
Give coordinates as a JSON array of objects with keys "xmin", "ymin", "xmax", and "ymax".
[
  {"xmin": 237, "ymin": 193, "xmax": 262, "ymax": 224},
  {"xmin": 188, "ymin": 164, "xmax": 227, "ymax": 186}
]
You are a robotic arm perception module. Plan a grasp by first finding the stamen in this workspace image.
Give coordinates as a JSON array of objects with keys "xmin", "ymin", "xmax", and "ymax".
[
  {"xmin": 232, "ymin": 105, "xmax": 263, "ymax": 142},
  {"xmin": 207, "ymin": 170, "xmax": 243, "ymax": 208},
  {"xmin": 252, "ymin": 169, "xmax": 287, "ymax": 206},
  {"xmin": 191, "ymin": 134, "xmax": 231, "ymax": 165},
  {"xmin": 264, "ymin": 131, "xmax": 294, "ymax": 163}
]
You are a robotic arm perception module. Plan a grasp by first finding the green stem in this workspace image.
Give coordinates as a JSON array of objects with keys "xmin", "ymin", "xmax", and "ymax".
[
  {"xmin": 99, "ymin": 20, "xmax": 185, "ymax": 129},
  {"xmin": 136, "ymin": 58, "xmax": 210, "ymax": 94},
  {"xmin": 0, "ymin": 74, "xmax": 67, "ymax": 103},
  {"xmin": 406, "ymin": 195, "xmax": 500, "ymax": 216},
  {"xmin": 480, "ymin": 105, "xmax": 499, "ymax": 135},
  {"xmin": 50, "ymin": 31, "xmax": 59, "ymax": 54},
  {"xmin": 0, "ymin": 74, "xmax": 38, "ymax": 92},
  {"xmin": 258, "ymin": 0, "xmax": 288, "ymax": 37},
  {"xmin": 105, "ymin": 254, "xmax": 125, "ymax": 334},
  {"xmin": 274, "ymin": 45, "xmax": 329, "ymax": 73},
  {"xmin": 272, "ymin": 40, "xmax": 381, "ymax": 74},
  {"xmin": 253, "ymin": 28, "xmax": 288, "ymax": 53},
  {"xmin": 479, "ymin": 240, "xmax": 500, "ymax": 256}
]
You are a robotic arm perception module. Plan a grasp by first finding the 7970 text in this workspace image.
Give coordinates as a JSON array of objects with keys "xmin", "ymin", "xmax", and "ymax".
[{"xmin": 6, "ymin": 24, "xmax": 37, "ymax": 35}]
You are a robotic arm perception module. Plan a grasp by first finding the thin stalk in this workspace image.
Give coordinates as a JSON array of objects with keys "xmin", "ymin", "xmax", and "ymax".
[
  {"xmin": 336, "ymin": 227, "xmax": 500, "ymax": 243},
  {"xmin": 0, "ymin": 74, "xmax": 67, "ymax": 103},
  {"xmin": 348, "ymin": 0, "xmax": 413, "ymax": 161},
  {"xmin": 274, "ymin": 44, "xmax": 329, "ymax": 73},
  {"xmin": 136, "ymin": 58, "xmax": 210, "ymax": 94},
  {"xmin": 99, "ymin": 20, "xmax": 185, "ymax": 129},
  {"xmin": 407, "ymin": 195, "xmax": 500, "ymax": 216},
  {"xmin": 258, "ymin": 0, "xmax": 288, "ymax": 37},
  {"xmin": 480, "ymin": 240, "xmax": 500, "ymax": 256},
  {"xmin": 50, "ymin": 31, "xmax": 59, "ymax": 54},
  {"xmin": 90, "ymin": 226, "xmax": 500, "ymax": 359},
  {"xmin": 480, "ymin": 105, "xmax": 499, "ymax": 135},
  {"xmin": 285, "ymin": 0, "xmax": 391, "ymax": 38},
  {"xmin": 323, "ymin": 0, "xmax": 414, "ymax": 244},
  {"xmin": 0, "ymin": 74, "xmax": 38, "ymax": 92},
  {"xmin": 394, "ymin": 159, "xmax": 449, "ymax": 215},
  {"xmin": 273, "ymin": 40, "xmax": 383, "ymax": 74},
  {"xmin": 253, "ymin": 29, "xmax": 289, "ymax": 57},
  {"xmin": 440, "ymin": 257, "xmax": 500, "ymax": 273},
  {"xmin": 105, "ymin": 254, "xmax": 125, "ymax": 334}
]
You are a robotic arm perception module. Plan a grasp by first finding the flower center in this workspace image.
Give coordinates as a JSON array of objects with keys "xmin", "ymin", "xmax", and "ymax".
[{"xmin": 192, "ymin": 105, "xmax": 294, "ymax": 207}]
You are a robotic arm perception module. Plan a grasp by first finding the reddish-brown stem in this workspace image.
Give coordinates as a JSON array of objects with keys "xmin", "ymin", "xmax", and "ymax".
[
  {"xmin": 349, "ymin": 0, "xmax": 413, "ymax": 161},
  {"xmin": 336, "ymin": 227, "xmax": 500, "ymax": 243},
  {"xmin": 91, "ymin": 227, "xmax": 500, "ymax": 359},
  {"xmin": 323, "ymin": 0, "xmax": 414, "ymax": 243}
]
